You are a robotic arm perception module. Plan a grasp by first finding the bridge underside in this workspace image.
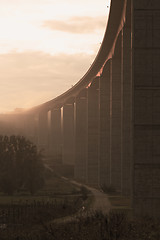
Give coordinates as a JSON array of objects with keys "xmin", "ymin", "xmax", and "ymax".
[{"xmin": 2, "ymin": 0, "xmax": 160, "ymax": 218}]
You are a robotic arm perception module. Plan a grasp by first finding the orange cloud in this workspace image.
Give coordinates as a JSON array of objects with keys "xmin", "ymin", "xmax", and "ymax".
[
  {"xmin": 42, "ymin": 16, "xmax": 107, "ymax": 34},
  {"xmin": 0, "ymin": 51, "xmax": 94, "ymax": 112}
]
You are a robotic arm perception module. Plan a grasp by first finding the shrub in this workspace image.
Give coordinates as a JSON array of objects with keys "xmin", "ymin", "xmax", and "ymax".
[{"xmin": 101, "ymin": 184, "xmax": 116, "ymax": 194}]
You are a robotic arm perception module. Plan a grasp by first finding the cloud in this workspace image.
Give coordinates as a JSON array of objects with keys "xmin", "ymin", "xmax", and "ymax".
[
  {"xmin": 42, "ymin": 16, "xmax": 107, "ymax": 34},
  {"xmin": 0, "ymin": 0, "xmax": 51, "ymax": 5},
  {"xmin": 0, "ymin": 51, "xmax": 94, "ymax": 112}
]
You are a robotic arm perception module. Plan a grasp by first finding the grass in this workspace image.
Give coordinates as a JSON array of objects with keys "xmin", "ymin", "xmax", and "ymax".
[
  {"xmin": 0, "ymin": 172, "xmax": 159, "ymax": 240},
  {"xmin": 0, "ymin": 171, "xmax": 81, "ymax": 204},
  {"xmin": 0, "ymin": 170, "xmax": 93, "ymax": 240},
  {"xmin": 109, "ymin": 196, "xmax": 131, "ymax": 208},
  {"xmin": 100, "ymin": 184, "xmax": 131, "ymax": 213},
  {"xmin": 0, "ymin": 211, "xmax": 159, "ymax": 240},
  {"xmin": 107, "ymin": 193, "xmax": 132, "ymax": 219},
  {"xmin": 43, "ymin": 174, "xmax": 80, "ymax": 195}
]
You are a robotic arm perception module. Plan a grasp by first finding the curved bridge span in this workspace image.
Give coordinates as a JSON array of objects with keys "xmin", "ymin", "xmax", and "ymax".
[{"xmin": 10, "ymin": 0, "xmax": 160, "ymax": 218}]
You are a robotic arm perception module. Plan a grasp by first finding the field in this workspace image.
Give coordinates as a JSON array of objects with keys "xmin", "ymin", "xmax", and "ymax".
[
  {"xmin": 0, "ymin": 169, "xmax": 159, "ymax": 240},
  {"xmin": 0, "ymin": 170, "xmax": 92, "ymax": 239}
]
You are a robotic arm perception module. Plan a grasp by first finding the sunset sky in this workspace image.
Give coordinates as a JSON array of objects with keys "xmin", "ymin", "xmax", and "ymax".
[{"xmin": 0, "ymin": 0, "xmax": 110, "ymax": 113}]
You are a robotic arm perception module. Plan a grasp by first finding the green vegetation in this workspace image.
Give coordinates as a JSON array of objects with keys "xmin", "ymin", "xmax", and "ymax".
[
  {"xmin": 0, "ymin": 198, "xmax": 82, "ymax": 228},
  {"xmin": 0, "ymin": 151, "xmax": 92, "ymax": 240},
  {"xmin": 80, "ymin": 186, "xmax": 90, "ymax": 201},
  {"xmin": 0, "ymin": 211, "xmax": 159, "ymax": 240},
  {"xmin": 101, "ymin": 184, "xmax": 116, "ymax": 194},
  {"xmin": 109, "ymin": 196, "xmax": 131, "ymax": 212},
  {"xmin": 0, "ymin": 135, "xmax": 45, "ymax": 195},
  {"xmin": 0, "ymin": 135, "xmax": 158, "ymax": 240},
  {"xmin": 43, "ymin": 174, "xmax": 79, "ymax": 196}
]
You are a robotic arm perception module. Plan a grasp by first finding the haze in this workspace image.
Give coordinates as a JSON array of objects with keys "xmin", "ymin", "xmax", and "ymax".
[{"xmin": 0, "ymin": 0, "xmax": 110, "ymax": 113}]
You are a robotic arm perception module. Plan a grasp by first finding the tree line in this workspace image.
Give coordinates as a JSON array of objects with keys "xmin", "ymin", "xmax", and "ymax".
[{"xmin": 0, "ymin": 135, "xmax": 45, "ymax": 195}]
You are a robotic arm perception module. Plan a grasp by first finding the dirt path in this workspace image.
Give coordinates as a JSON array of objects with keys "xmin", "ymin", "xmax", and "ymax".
[
  {"xmin": 44, "ymin": 166, "xmax": 111, "ymax": 223},
  {"xmin": 51, "ymin": 178, "xmax": 111, "ymax": 225},
  {"xmin": 86, "ymin": 186, "xmax": 111, "ymax": 214},
  {"xmin": 62, "ymin": 178, "xmax": 111, "ymax": 215},
  {"xmin": 45, "ymin": 164, "xmax": 111, "ymax": 213}
]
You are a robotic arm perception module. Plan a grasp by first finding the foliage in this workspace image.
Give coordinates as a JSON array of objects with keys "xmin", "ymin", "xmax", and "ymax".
[
  {"xmin": 80, "ymin": 186, "xmax": 89, "ymax": 201},
  {"xmin": 0, "ymin": 198, "xmax": 82, "ymax": 226},
  {"xmin": 0, "ymin": 135, "xmax": 45, "ymax": 195},
  {"xmin": 0, "ymin": 211, "xmax": 159, "ymax": 240},
  {"xmin": 101, "ymin": 184, "xmax": 116, "ymax": 194}
]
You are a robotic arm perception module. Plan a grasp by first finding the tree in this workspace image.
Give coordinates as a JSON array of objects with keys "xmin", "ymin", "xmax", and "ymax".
[{"xmin": 0, "ymin": 135, "xmax": 45, "ymax": 195}]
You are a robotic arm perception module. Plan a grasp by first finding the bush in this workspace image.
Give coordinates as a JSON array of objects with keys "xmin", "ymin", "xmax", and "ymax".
[
  {"xmin": 80, "ymin": 186, "xmax": 89, "ymax": 201},
  {"xmin": 101, "ymin": 184, "xmax": 116, "ymax": 194}
]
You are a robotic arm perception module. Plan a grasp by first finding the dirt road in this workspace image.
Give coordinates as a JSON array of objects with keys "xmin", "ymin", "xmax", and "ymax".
[{"xmin": 63, "ymin": 178, "xmax": 111, "ymax": 215}]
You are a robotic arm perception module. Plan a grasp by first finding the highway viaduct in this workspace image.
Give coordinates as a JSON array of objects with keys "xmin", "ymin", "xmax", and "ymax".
[{"xmin": 5, "ymin": 0, "xmax": 160, "ymax": 218}]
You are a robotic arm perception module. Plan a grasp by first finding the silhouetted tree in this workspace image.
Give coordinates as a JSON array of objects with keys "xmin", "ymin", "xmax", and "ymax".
[{"xmin": 0, "ymin": 135, "xmax": 45, "ymax": 195}]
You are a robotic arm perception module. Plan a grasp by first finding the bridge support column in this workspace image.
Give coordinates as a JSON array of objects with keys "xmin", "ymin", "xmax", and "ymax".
[
  {"xmin": 99, "ymin": 60, "xmax": 112, "ymax": 187},
  {"xmin": 111, "ymin": 31, "xmax": 123, "ymax": 192},
  {"xmin": 23, "ymin": 114, "xmax": 36, "ymax": 143},
  {"xmin": 33, "ymin": 113, "xmax": 39, "ymax": 146},
  {"xmin": 132, "ymin": 0, "xmax": 160, "ymax": 218},
  {"xmin": 37, "ymin": 110, "xmax": 49, "ymax": 152},
  {"xmin": 49, "ymin": 108, "xmax": 62, "ymax": 162},
  {"xmin": 62, "ymin": 103, "xmax": 74, "ymax": 165},
  {"xmin": 74, "ymin": 90, "xmax": 88, "ymax": 182},
  {"xmin": 122, "ymin": 0, "xmax": 132, "ymax": 196},
  {"xmin": 87, "ymin": 78, "xmax": 100, "ymax": 186}
]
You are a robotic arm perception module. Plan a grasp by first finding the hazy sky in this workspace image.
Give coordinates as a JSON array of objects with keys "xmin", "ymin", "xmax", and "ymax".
[{"xmin": 0, "ymin": 0, "xmax": 110, "ymax": 113}]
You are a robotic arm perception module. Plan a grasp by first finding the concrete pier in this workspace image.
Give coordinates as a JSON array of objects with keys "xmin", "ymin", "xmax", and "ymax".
[
  {"xmin": 49, "ymin": 108, "xmax": 62, "ymax": 161},
  {"xmin": 87, "ymin": 78, "xmax": 100, "ymax": 186},
  {"xmin": 122, "ymin": 0, "xmax": 132, "ymax": 196},
  {"xmin": 111, "ymin": 32, "xmax": 123, "ymax": 192},
  {"xmin": 74, "ymin": 90, "xmax": 88, "ymax": 182},
  {"xmin": 62, "ymin": 103, "xmax": 75, "ymax": 165},
  {"xmin": 133, "ymin": 0, "xmax": 160, "ymax": 218},
  {"xmin": 99, "ymin": 60, "xmax": 112, "ymax": 187},
  {"xmin": 37, "ymin": 111, "xmax": 48, "ymax": 151}
]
